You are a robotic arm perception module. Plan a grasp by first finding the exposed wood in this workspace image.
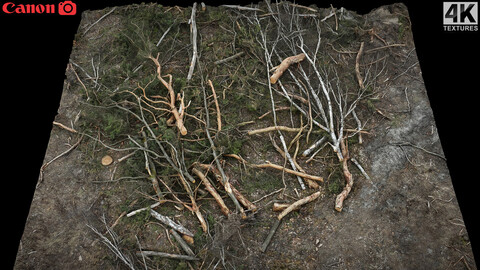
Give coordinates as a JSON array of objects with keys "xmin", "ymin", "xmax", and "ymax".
[
  {"xmin": 196, "ymin": 163, "xmax": 257, "ymax": 212},
  {"xmin": 221, "ymin": 4, "xmax": 263, "ymax": 12},
  {"xmin": 355, "ymin": 42, "xmax": 365, "ymax": 89},
  {"xmin": 272, "ymin": 202, "xmax": 290, "ymax": 212},
  {"xmin": 192, "ymin": 167, "xmax": 231, "ymax": 216},
  {"xmin": 38, "ymin": 135, "xmax": 83, "ymax": 186},
  {"xmin": 150, "ymin": 209, "xmax": 194, "ymax": 237},
  {"xmin": 169, "ymin": 229, "xmax": 195, "ymax": 257},
  {"xmin": 187, "ymin": 2, "xmax": 198, "ymax": 81},
  {"xmin": 254, "ymin": 162, "xmax": 324, "ymax": 182},
  {"xmin": 137, "ymin": 251, "xmax": 199, "ymax": 261},
  {"xmin": 248, "ymin": 125, "xmax": 302, "ymax": 135},
  {"xmin": 52, "ymin": 121, "xmax": 77, "ymax": 133},
  {"xmin": 149, "ymin": 55, "xmax": 187, "ymax": 135},
  {"xmin": 335, "ymin": 140, "xmax": 353, "ymax": 212},
  {"xmin": 278, "ymin": 191, "xmax": 322, "ymax": 220},
  {"xmin": 270, "ymin": 53, "xmax": 305, "ymax": 84},
  {"xmin": 207, "ymin": 79, "xmax": 222, "ymax": 132}
]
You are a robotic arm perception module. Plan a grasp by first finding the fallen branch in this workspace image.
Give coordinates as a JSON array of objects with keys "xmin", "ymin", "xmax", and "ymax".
[
  {"xmin": 136, "ymin": 251, "xmax": 199, "ymax": 261},
  {"xmin": 149, "ymin": 55, "xmax": 187, "ymax": 135},
  {"xmin": 350, "ymin": 157, "xmax": 371, "ymax": 183},
  {"xmin": 270, "ymin": 53, "xmax": 305, "ymax": 84},
  {"xmin": 214, "ymin": 51, "xmax": 244, "ymax": 65},
  {"xmin": 301, "ymin": 136, "xmax": 326, "ymax": 157},
  {"xmin": 187, "ymin": 2, "xmax": 198, "ymax": 81},
  {"xmin": 335, "ymin": 140, "xmax": 353, "ymax": 212},
  {"xmin": 192, "ymin": 167, "xmax": 231, "ymax": 216},
  {"xmin": 38, "ymin": 134, "xmax": 83, "ymax": 186},
  {"xmin": 260, "ymin": 219, "xmax": 281, "ymax": 252},
  {"xmin": 278, "ymin": 190, "xmax": 322, "ymax": 220},
  {"xmin": 196, "ymin": 163, "xmax": 257, "ymax": 212},
  {"xmin": 248, "ymin": 125, "xmax": 302, "ymax": 135},
  {"xmin": 150, "ymin": 209, "xmax": 194, "ymax": 237},
  {"xmin": 221, "ymin": 4, "xmax": 263, "ymax": 12},
  {"xmin": 178, "ymin": 173, "xmax": 208, "ymax": 232},
  {"xmin": 169, "ymin": 229, "xmax": 195, "ymax": 257},
  {"xmin": 208, "ymin": 79, "xmax": 222, "ymax": 132},
  {"xmin": 272, "ymin": 202, "xmax": 290, "ymax": 212},
  {"xmin": 254, "ymin": 162, "xmax": 324, "ymax": 182},
  {"xmin": 127, "ymin": 202, "xmax": 161, "ymax": 217},
  {"xmin": 355, "ymin": 42, "xmax": 365, "ymax": 89},
  {"xmin": 53, "ymin": 121, "xmax": 77, "ymax": 133}
]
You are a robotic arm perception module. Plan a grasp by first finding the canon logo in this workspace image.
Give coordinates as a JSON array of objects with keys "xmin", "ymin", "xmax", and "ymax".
[{"xmin": 2, "ymin": 1, "xmax": 77, "ymax": 15}]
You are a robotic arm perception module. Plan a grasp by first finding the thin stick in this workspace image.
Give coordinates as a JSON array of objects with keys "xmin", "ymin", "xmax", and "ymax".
[
  {"xmin": 260, "ymin": 219, "xmax": 281, "ymax": 252},
  {"xmin": 214, "ymin": 52, "xmax": 244, "ymax": 65},
  {"xmin": 254, "ymin": 162, "xmax": 324, "ymax": 182},
  {"xmin": 38, "ymin": 135, "xmax": 83, "ymax": 186},
  {"xmin": 169, "ymin": 229, "xmax": 195, "ymax": 257},
  {"xmin": 127, "ymin": 202, "xmax": 161, "ymax": 217},
  {"xmin": 53, "ymin": 121, "xmax": 77, "ymax": 133},
  {"xmin": 301, "ymin": 136, "xmax": 326, "ymax": 157},
  {"xmin": 350, "ymin": 157, "xmax": 371, "ymax": 183},
  {"xmin": 278, "ymin": 191, "xmax": 322, "ymax": 220},
  {"xmin": 221, "ymin": 4, "xmax": 263, "ymax": 12},
  {"xmin": 208, "ymin": 79, "xmax": 222, "ymax": 132},
  {"xmin": 187, "ymin": 3, "xmax": 198, "ymax": 81},
  {"xmin": 137, "ymin": 251, "xmax": 199, "ymax": 261},
  {"xmin": 335, "ymin": 140, "xmax": 353, "ymax": 212},
  {"xmin": 355, "ymin": 42, "xmax": 365, "ymax": 89}
]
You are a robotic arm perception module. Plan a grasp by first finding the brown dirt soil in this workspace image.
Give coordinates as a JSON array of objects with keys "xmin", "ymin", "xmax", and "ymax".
[{"xmin": 15, "ymin": 2, "xmax": 476, "ymax": 270}]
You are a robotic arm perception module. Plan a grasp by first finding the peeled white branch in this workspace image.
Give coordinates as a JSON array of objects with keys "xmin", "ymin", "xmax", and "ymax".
[{"xmin": 150, "ymin": 209, "xmax": 194, "ymax": 237}]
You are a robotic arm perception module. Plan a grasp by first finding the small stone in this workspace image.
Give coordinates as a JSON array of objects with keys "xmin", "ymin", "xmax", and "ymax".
[{"xmin": 101, "ymin": 155, "xmax": 113, "ymax": 166}]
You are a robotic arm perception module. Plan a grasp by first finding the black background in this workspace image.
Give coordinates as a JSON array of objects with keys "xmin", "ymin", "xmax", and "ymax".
[{"xmin": 2, "ymin": 0, "xmax": 478, "ymax": 268}]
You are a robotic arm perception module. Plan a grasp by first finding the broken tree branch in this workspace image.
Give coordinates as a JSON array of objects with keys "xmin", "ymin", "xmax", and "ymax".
[
  {"xmin": 270, "ymin": 53, "xmax": 305, "ymax": 84},
  {"xmin": 137, "ymin": 251, "xmax": 199, "ymax": 261},
  {"xmin": 254, "ymin": 162, "xmax": 324, "ymax": 182},
  {"xmin": 149, "ymin": 55, "xmax": 188, "ymax": 135},
  {"xmin": 187, "ymin": 2, "xmax": 198, "ymax": 81},
  {"xmin": 208, "ymin": 79, "xmax": 222, "ymax": 132},
  {"xmin": 277, "ymin": 190, "xmax": 322, "ymax": 220},
  {"xmin": 192, "ymin": 167, "xmax": 231, "ymax": 216},
  {"xmin": 355, "ymin": 42, "xmax": 365, "ymax": 89},
  {"xmin": 214, "ymin": 51, "xmax": 244, "ymax": 65},
  {"xmin": 196, "ymin": 163, "xmax": 257, "ymax": 212},
  {"xmin": 150, "ymin": 209, "xmax": 194, "ymax": 237},
  {"xmin": 335, "ymin": 140, "xmax": 353, "ymax": 212},
  {"xmin": 248, "ymin": 126, "xmax": 302, "ymax": 135},
  {"xmin": 169, "ymin": 229, "xmax": 195, "ymax": 257}
]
